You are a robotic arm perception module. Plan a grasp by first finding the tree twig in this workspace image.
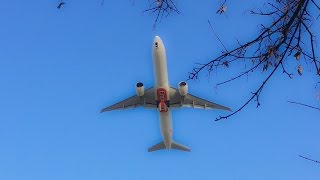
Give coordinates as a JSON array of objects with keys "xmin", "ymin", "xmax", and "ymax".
[
  {"xmin": 299, "ymin": 155, "xmax": 320, "ymax": 164},
  {"xmin": 287, "ymin": 101, "xmax": 320, "ymax": 111}
]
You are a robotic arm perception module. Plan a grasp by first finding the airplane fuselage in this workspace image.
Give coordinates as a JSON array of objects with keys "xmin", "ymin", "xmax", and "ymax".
[{"xmin": 152, "ymin": 36, "xmax": 172, "ymax": 149}]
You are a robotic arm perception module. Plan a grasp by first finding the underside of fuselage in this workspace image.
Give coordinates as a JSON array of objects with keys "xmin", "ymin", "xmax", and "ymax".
[{"xmin": 151, "ymin": 36, "xmax": 191, "ymax": 152}]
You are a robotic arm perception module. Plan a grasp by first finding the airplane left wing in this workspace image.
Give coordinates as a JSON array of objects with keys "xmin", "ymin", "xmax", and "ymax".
[
  {"xmin": 100, "ymin": 88, "xmax": 157, "ymax": 113},
  {"xmin": 169, "ymin": 87, "xmax": 232, "ymax": 111}
]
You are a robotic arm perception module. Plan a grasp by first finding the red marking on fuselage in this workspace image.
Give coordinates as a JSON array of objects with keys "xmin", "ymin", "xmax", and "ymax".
[
  {"xmin": 157, "ymin": 88, "xmax": 168, "ymax": 112},
  {"xmin": 157, "ymin": 88, "xmax": 168, "ymax": 101}
]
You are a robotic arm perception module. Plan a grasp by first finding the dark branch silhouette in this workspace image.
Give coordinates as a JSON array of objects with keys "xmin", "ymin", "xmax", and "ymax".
[
  {"xmin": 208, "ymin": 20, "xmax": 228, "ymax": 52},
  {"xmin": 188, "ymin": 0, "xmax": 320, "ymax": 121},
  {"xmin": 288, "ymin": 101, "xmax": 320, "ymax": 111},
  {"xmin": 299, "ymin": 155, "xmax": 320, "ymax": 164},
  {"xmin": 57, "ymin": 2, "xmax": 66, "ymax": 9},
  {"xmin": 216, "ymin": 0, "xmax": 228, "ymax": 19},
  {"xmin": 143, "ymin": 0, "xmax": 180, "ymax": 28}
]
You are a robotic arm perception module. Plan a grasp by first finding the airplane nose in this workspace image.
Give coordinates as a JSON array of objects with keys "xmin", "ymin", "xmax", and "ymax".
[
  {"xmin": 154, "ymin": 36, "xmax": 161, "ymax": 42},
  {"xmin": 154, "ymin": 36, "xmax": 162, "ymax": 49},
  {"xmin": 154, "ymin": 36, "xmax": 163, "ymax": 44}
]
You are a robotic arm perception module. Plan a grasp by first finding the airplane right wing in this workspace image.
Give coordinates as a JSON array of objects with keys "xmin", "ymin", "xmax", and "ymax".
[
  {"xmin": 100, "ymin": 88, "xmax": 157, "ymax": 113},
  {"xmin": 169, "ymin": 87, "xmax": 232, "ymax": 111}
]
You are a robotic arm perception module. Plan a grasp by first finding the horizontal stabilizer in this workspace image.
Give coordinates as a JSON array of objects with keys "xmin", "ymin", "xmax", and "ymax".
[
  {"xmin": 148, "ymin": 141, "xmax": 166, "ymax": 152},
  {"xmin": 148, "ymin": 141, "xmax": 191, "ymax": 152},
  {"xmin": 171, "ymin": 141, "xmax": 191, "ymax": 152}
]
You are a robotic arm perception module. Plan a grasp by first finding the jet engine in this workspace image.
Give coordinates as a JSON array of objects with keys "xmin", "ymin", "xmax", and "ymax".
[
  {"xmin": 136, "ymin": 82, "xmax": 144, "ymax": 96},
  {"xmin": 178, "ymin": 81, "xmax": 188, "ymax": 96}
]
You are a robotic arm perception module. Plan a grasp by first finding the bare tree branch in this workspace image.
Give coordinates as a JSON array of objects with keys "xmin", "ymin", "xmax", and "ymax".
[
  {"xmin": 288, "ymin": 101, "xmax": 320, "ymax": 111},
  {"xmin": 299, "ymin": 155, "xmax": 320, "ymax": 164},
  {"xmin": 188, "ymin": 0, "xmax": 320, "ymax": 120},
  {"xmin": 208, "ymin": 20, "xmax": 228, "ymax": 52},
  {"xmin": 143, "ymin": 0, "xmax": 180, "ymax": 28}
]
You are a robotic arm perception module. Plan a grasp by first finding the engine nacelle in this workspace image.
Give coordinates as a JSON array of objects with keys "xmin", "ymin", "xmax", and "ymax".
[
  {"xmin": 136, "ymin": 82, "xmax": 144, "ymax": 96},
  {"xmin": 178, "ymin": 81, "xmax": 188, "ymax": 96}
]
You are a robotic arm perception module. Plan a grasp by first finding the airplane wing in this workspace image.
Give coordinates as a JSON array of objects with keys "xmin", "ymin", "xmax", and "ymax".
[
  {"xmin": 169, "ymin": 87, "xmax": 232, "ymax": 111},
  {"xmin": 100, "ymin": 88, "xmax": 157, "ymax": 113}
]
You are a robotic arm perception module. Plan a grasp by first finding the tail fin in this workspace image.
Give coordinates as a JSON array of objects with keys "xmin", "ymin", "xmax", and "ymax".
[
  {"xmin": 148, "ymin": 141, "xmax": 191, "ymax": 152},
  {"xmin": 171, "ymin": 141, "xmax": 191, "ymax": 152}
]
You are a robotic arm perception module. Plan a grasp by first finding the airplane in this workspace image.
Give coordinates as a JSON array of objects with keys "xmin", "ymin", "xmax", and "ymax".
[{"xmin": 100, "ymin": 36, "xmax": 231, "ymax": 152}]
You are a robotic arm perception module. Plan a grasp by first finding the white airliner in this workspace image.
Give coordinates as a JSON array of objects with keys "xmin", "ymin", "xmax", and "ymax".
[{"xmin": 101, "ymin": 36, "xmax": 231, "ymax": 152}]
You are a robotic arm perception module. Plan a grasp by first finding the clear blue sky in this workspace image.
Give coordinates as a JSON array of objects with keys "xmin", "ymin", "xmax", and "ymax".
[{"xmin": 0, "ymin": 0, "xmax": 319, "ymax": 179}]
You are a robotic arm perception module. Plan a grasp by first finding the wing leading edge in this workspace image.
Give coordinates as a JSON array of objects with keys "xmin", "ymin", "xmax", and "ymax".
[{"xmin": 169, "ymin": 87, "xmax": 232, "ymax": 111}]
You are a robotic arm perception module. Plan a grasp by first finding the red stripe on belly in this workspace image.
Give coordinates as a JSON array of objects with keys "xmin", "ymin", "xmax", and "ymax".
[
  {"xmin": 157, "ymin": 88, "xmax": 168, "ymax": 112},
  {"xmin": 157, "ymin": 88, "xmax": 168, "ymax": 101}
]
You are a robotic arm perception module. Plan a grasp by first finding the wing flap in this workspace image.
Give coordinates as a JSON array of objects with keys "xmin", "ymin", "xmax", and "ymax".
[
  {"xmin": 169, "ymin": 87, "xmax": 231, "ymax": 111},
  {"xmin": 184, "ymin": 94, "xmax": 232, "ymax": 111},
  {"xmin": 100, "ymin": 87, "xmax": 157, "ymax": 112},
  {"xmin": 100, "ymin": 95, "xmax": 143, "ymax": 112}
]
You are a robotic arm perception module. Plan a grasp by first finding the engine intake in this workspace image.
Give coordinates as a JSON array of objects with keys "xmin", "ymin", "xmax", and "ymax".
[
  {"xmin": 178, "ymin": 81, "xmax": 188, "ymax": 96},
  {"xmin": 136, "ymin": 82, "xmax": 144, "ymax": 96}
]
